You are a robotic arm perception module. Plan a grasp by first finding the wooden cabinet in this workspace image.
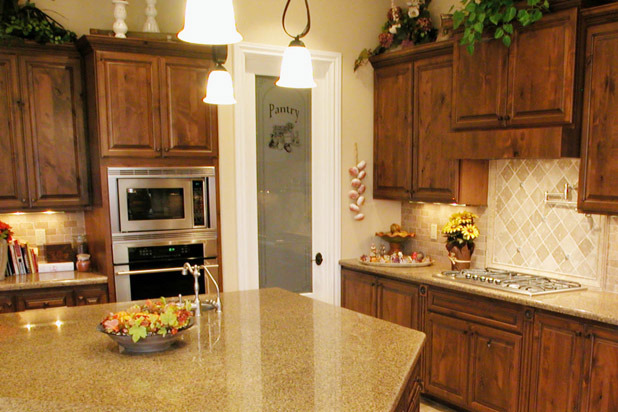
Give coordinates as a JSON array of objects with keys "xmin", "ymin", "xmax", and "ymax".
[
  {"xmin": 16, "ymin": 289, "xmax": 75, "ymax": 311},
  {"xmin": 1, "ymin": 284, "xmax": 108, "ymax": 313},
  {"xmin": 78, "ymin": 36, "xmax": 218, "ymax": 159},
  {"xmin": 0, "ymin": 45, "xmax": 89, "ymax": 211},
  {"xmin": 373, "ymin": 63, "xmax": 413, "ymax": 199},
  {"xmin": 453, "ymin": 8, "xmax": 577, "ymax": 130},
  {"xmin": 395, "ymin": 362, "xmax": 423, "ymax": 412},
  {"xmin": 341, "ymin": 269, "xmax": 419, "ymax": 329},
  {"xmin": 425, "ymin": 289, "xmax": 524, "ymax": 412},
  {"xmin": 578, "ymin": 4, "xmax": 618, "ymax": 214},
  {"xmin": 0, "ymin": 294, "xmax": 15, "ymax": 313},
  {"xmin": 74, "ymin": 285, "xmax": 109, "ymax": 306},
  {"xmin": 371, "ymin": 42, "xmax": 488, "ymax": 204},
  {"xmin": 529, "ymin": 311, "xmax": 618, "ymax": 412}
]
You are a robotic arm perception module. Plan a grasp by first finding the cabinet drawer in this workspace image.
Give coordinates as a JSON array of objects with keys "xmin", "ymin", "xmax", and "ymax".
[
  {"xmin": 74, "ymin": 285, "xmax": 108, "ymax": 306},
  {"xmin": 16, "ymin": 289, "xmax": 74, "ymax": 311},
  {"xmin": 428, "ymin": 288, "xmax": 524, "ymax": 333},
  {"xmin": 0, "ymin": 294, "xmax": 15, "ymax": 313}
]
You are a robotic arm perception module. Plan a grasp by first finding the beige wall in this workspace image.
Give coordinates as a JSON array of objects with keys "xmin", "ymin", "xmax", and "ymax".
[{"xmin": 31, "ymin": 0, "xmax": 413, "ymax": 290}]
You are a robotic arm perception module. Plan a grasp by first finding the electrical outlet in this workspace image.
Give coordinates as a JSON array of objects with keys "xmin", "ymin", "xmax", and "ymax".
[
  {"xmin": 35, "ymin": 229, "xmax": 46, "ymax": 245},
  {"xmin": 430, "ymin": 224, "xmax": 438, "ymax": 240}
]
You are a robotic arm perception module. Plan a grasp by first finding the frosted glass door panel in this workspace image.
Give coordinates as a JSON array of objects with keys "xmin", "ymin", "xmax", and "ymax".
[{"xmin": 256, "ymin": 75, "xmax": 312, "ymax": 293}]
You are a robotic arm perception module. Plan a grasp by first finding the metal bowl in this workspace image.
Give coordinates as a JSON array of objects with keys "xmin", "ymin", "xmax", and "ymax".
[{"xmin": 97, "ymin": 317, "xmax": 195, "ymax": 354}]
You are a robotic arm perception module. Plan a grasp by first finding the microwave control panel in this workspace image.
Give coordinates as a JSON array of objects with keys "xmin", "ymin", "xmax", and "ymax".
[{"xmin": 193, "ymin": 179, "xmax": 206, "ymax": 227}]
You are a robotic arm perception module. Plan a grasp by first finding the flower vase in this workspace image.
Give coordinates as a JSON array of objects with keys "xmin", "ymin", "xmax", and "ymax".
[
  {"xmin": 446, "ymin": 243, "xmax": 474, "ymax": 271},
  {"xmin": 0, "ymin": 239, "xmax": 8, "ymax": 280}
]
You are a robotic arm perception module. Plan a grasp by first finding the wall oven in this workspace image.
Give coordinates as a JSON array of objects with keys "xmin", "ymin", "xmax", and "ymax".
[
  {"xmin": 113, "ymin": 234, "xmax": 218, "ymax": 302},
  {"xmin": 108, "ymin": 167, "xmax": 216, "ymax": 234}
]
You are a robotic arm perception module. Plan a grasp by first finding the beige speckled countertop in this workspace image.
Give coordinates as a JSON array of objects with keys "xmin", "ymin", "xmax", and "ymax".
[
  {"xmin": 0, "ymin": 288, "xmax": 425, "ymax": 412},
  {"xmin": 0, "ymin": 271, "xmax": 107, "ymax": 292},
  {"xmin": 341, "ymin": 259, "xmax": 618, "ymax": 327}
]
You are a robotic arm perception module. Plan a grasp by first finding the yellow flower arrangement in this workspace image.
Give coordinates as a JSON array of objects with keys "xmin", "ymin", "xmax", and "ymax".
[{"xmin": 442, "ymin": 211, "xmax": 479, "ymax": 247}]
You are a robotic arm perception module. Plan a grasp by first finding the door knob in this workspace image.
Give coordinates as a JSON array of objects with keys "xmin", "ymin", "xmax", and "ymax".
[{"xmin": 312, "ymin": 252, "xmax": 323, "ymax": 266}]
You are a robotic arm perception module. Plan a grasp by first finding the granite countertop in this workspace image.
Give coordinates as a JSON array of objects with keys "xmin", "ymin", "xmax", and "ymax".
[
  {"xmin": 0, "ymin": 271, "xmax": 107, "ymax": 292},
  {"xmin": 0, "ymin": 288, "xmax": 425, "ymax": 412},
  {"xmin": 340, "ymin": 258, "xmax": 618, "ymax": 327}
]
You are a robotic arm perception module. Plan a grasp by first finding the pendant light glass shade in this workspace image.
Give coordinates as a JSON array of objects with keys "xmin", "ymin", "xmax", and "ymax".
[
  {"xmin": 276, "ymin": 39, "xmax": 316, "ymax": 89},
  {"xmin": 203, "ymin": 64, "xmax": 236, "ymax": 105},
  {"xmin": 178, "ymin": 0, "xmax": 242, "ymax": 45}
]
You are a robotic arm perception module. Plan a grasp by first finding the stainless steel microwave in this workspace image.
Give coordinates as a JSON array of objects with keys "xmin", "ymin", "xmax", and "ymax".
[{"xmin": 108, "ymin": 167, "xmax": 216, "ymax": 234}]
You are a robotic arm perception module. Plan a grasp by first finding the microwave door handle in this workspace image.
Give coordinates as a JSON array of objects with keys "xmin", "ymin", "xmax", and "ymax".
[{"xmin": 116, "ymin": 264, "xmax": 219, "ymax": 276}]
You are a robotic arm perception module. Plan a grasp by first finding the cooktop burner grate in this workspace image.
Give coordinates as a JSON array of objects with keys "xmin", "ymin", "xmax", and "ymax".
[{"xmin": 434, "ymin": 268, "xmax": 586, "ymax": 296}]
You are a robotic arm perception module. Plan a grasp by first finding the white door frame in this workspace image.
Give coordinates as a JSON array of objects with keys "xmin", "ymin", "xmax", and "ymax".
[{"xmin": 233, "ymin": 42, "xmax": 341, "ymax": 304}]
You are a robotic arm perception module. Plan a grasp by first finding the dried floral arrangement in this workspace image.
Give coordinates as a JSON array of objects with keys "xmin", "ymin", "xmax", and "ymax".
[
  {"xmin": 0, "ymin": 0, "xmax": 76, "ymax": 44},
  {"xmin": 355, "ymin": 0, "xmax": 437, "ymax": 71}
]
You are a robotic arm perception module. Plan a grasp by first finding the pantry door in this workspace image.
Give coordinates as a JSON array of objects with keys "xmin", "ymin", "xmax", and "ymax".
[{"xmin": 234, "ymin": 43, "xmax": 341, "ymax": 304}]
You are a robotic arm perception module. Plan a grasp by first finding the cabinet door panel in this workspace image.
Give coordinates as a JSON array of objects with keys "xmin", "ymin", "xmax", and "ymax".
[
  {"xmin": 468, "ymin": 324, "xmax": 522, "ymax": 412},
  {"xmin": 378, "ymin": 278, "xmax": 418, "ymax": 329},
  {"xmin": 425, "ymin": 312, "xmax": 469, "ymax": 407},
  {"xmin": 0, "ymin": 294, "xmax": 15, "ymax": 313},
  {"xmin": 97, "ymin": 52, "xmax": 160, "ymax": 157},
  {"xmin": 160, "ymin": 57, "xmax": 218, "ymax": 157},
  {"xmin": 341, "ymin": 269, "xmax": 377, "ymax": 317},
  {"xmin": 508, "ymin": 8, "xmax": 577, "ymax": 126},
  {"xmin": 0, "ymin": 53, "xmax": 28, "ymax": 210},
  {"xmin": 373, "ymin": 64, "xmax": 413, "ymax": 199},
  {"xmin": 74, "ymin": 285, "xmax": 108, "ymax": 306},
  {"xmin": 452, "ymin": 39, "xmax": 509, "ymax": 130},
  {"xmin": 16, "ymin": 289, "xmax": 74, "ymax": 311},
  {"xmin": 529, "ymin": 312, "xmax": 585, "ymax": 412},
  {"xmin": 578, "ymin": 20, "xmax": 618, "ymax": 214},
  {"xmin": 20, "ymin": 54, "xmax": 89, "ymax": 208},
  {"xmin": 581, "ymin": 325, "xmax": 618, "ymax": 412},
  {"xmin": 412, "ymin": 54, "xmax": 458, "ymax": 203}
]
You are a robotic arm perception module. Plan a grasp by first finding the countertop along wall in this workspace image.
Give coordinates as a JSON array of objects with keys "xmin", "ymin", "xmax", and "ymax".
[{"xmin": 29, "ymin": 0, "xmax": 409, "ymax": 291}]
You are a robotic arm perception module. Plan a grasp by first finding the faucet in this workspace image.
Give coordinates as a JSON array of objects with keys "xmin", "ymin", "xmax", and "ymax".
[{"xmin": 181, "ymin": 262, "xmax": 222, "ymax": 316}]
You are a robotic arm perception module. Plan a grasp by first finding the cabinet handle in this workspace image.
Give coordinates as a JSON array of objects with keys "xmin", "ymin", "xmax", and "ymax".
[
  {"xmin": 576, "ymin": 331, "xmax": 582, "ymax": 337},
  {"xmin": 31, "ymin": 198, "xmax": 36, "ymax": 203},
  {"xmin": 78, "ymin": 296, "xmax": 84, "ymax": 302},
  {"xmin": 164, "ymin": 148, "xmax": 169, "ymax": 152},
  {"xmin": 487, "ymin": 339, "xmax": 492, "ymax": 348},
  {"xmin": 585, "ymin": 333, "xmax": 592, "ymax": 339},
  {"xmin": 21, "ymin": 198, "xmax": 26, "ymax": 203},
  {"xmin": 497, "ymin": 115, "xmax": 504, "ymax": 121},
  {"xmin": 504, "ymin": 115, "xmax": 511, "ymax": 121},
  {"xmin": 43, "ymin": 302, "xmax": 49, "ymax": 308},
  {"xmin": 7, "ymin": 302, "xmax": 12, "ymax": 307}
]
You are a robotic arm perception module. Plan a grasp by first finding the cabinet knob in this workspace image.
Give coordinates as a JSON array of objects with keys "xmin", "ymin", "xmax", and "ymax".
[
  {"xmin": 43, "ymin": 302, "xmax": 49, "ymax": 308},
  {"xmin": 164, "ymin": 148, "xmax": 169, "ymax": 152},
  {"xmin": 504, "ymin": 115, "xmax": 511, "ymax": 121},
  {"xmin": 7, "ymin": 302, "xmax": 12, "ymax": 307},
  {"xmin": 31, "ymin": 198, "xmax": 36, "ymax": 203},
  {"xmin": 21, "ymin": 198, "xmax": 26, "ymax": 203},
  {"xmin": 78, "ymin": 296, "xmax": 84, "ymax": 302},
  {"xmin": 524, "ymin": 309, "xmax": 533, "ymax": 320},
  {"xmin": 487, "ymin": 339, "xmax": 492, "ymax": 348},
  {"xmin": 497, "ymin": 115, "xmax": 504, "ymax": 121}
]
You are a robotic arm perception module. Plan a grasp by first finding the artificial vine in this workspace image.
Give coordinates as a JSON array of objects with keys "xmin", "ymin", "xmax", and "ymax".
[
  {"xmin": 452, "ymin": 0, "xmax": 549, "ymax": 54},
  {"xmin": 0, "ymin": 0, "xmax": 76, "ymax": 44}
]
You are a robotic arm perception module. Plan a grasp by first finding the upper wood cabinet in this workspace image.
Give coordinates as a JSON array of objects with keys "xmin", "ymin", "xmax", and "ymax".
[
  {"xmin": 371, "ymin": 42, "xmax": 488, "ymax": 205},
  {"xmin": 78, "ymin": 36, "xmax": 218, "ymax": 159},
  {"xmin": 578, "ymin": 4, "xmax": 618, "ymax": 215},
  {"xmin": 453, "ymin": 8, "xmax": 577, "ymax": 130},
  {"xmin": 0, "ymin": 45, "xmax": 89, "ymax": 211},
  {"xmin": 373, "ymin": 63, "xmax": 414, "ymax": 199}
]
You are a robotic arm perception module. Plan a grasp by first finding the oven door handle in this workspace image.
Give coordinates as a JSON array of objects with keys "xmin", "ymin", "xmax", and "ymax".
[{"xmin": 116, "ymin": 264, "xmax": 219, "ymax": 276}]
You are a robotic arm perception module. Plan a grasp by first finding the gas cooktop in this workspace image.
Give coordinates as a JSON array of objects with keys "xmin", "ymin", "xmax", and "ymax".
[{"xmin": 433, "ymin": 268, "xmax": 587, "ymax": 296}]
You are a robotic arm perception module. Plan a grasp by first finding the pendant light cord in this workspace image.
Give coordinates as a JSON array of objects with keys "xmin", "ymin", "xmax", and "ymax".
[{"xmin": 281, "ymin": 0, "xmax": 311, "ymax": 39}]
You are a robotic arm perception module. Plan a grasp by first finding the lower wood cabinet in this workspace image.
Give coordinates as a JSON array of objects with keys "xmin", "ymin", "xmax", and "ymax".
[
  {"xmin": 0, "ymin": 284, "xmax": 108, "ymax": 313},
  {"xmin": 425, "ymin": 308, "xmax": 522, "ymax": 412},
  {"xmin": 341, "ymin": 267, "xmax": 618, "ymax": 412},
  {"xmin": 529, "ymin": 312, "xmax": 618, "ymax": 412},
  {"xmin": 341, "ymin": 268, "xmax": 419, "ymax": 329},
  {"xmin": 395, "ymin": 361, "xmax": 423, "ymax": 412}
]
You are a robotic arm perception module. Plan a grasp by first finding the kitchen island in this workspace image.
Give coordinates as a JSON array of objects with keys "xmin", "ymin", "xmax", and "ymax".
[{"xmin": 0, "ymin": 288, "xmax": 424, "ymax": 411}]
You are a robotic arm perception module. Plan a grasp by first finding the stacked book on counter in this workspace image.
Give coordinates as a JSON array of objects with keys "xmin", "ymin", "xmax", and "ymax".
[{"xmin": 5, "ymin": 241, "xmax": 38, "ymax": 276}]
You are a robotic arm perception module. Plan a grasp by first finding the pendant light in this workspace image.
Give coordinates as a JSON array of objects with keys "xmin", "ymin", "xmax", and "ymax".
[
  {"xmin": 178, "ymin": 0, "xmax": 242, "ymax": 45},
  {"xmin": 276, "ymin": 0, "xmax": 316, "ymax": 88},
  {"xmin": 203, "ymin": 45, "xmax": 236, "ymax": 105}
]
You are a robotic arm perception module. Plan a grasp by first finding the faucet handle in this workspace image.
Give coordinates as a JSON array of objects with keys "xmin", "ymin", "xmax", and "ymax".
[{"xmin": 178, "ymin": 294, "xmax": 183, "ymax": 304}]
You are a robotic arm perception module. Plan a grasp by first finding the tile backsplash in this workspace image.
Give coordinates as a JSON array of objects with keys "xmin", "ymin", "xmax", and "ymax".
[
  {"xmin": 0, "ymin": 212, "xmax": 86, "ymax": 247},
  {"xmin": 402, "ymin": 159, "xmax": 617, "ymax": 292}
]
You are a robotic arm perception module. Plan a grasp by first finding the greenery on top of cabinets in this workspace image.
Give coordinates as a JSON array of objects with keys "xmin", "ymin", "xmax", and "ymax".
[
  {"xmin": 452, "ymin": 0, "xmax": 549, "ymax": 54},
  {"xmin": 0, "ymin": 0, "xmax": 76, "ymax": 44}
]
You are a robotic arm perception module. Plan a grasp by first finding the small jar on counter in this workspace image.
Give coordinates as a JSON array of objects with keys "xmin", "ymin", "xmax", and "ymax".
[{"xmin": 76, "ymin": 254, "xmax": 91, "ymax": 272}]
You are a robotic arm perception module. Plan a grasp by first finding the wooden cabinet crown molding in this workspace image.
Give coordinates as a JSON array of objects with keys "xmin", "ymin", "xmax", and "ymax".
[{"xmin": 76, "ymin": 35, "xmax": 213, "ymax": 60}]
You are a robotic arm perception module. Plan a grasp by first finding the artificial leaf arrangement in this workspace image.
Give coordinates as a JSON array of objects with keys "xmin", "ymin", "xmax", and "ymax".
[
  {"xmin": 0, "ymin": 0, "xmax": 76, "ymax": 44},
  {"xmin": 355, "ymin": 0, "xmax": 437, "ymax": 71},
  {"xmin": 452, "ymin": 0, "xmax": 549, "ymax": 54},
  {"xmin": 442, "ymin": 211, "xmax": 479, "ymax": 251},
  {"xmin": 0, "ymin": 221, "xmax": 13, "ymax": 242},
  {"xmin": 100, "ymin": 297, "xmax": 194, "ymax": 343}
]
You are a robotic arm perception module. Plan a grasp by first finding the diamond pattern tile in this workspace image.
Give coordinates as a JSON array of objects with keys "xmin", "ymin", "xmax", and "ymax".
[{"xmin": 491, "ymin": 159, "xmax": 602, "ymax": 279}]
